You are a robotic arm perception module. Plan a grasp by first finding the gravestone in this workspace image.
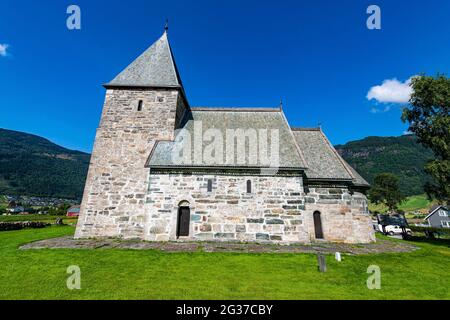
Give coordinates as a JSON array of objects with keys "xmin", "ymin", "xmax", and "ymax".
[{"xmin": 317, "ymin": 254, "xmax": 327, "ymax": 272}]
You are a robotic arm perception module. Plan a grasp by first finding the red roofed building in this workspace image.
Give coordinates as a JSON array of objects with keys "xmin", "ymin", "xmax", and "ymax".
[{"xmin": 66, "ymin": 205, "xmax": 80, "ymax": 217}]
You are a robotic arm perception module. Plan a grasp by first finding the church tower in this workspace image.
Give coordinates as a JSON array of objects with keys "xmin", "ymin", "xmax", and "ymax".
[{"xmin": 75, "ymin": 29, "xmax": 189, "ymax": 238}]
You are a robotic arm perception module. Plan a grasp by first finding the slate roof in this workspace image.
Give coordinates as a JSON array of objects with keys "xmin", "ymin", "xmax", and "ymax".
[
  {"xmin": 292, "ymin": 128, "xmax": 369, "ymax": 186},
  {"xmin": 106, "ymin": 31, "xmax": 182, "ymax": 87},
  {"xmin": 116, "ymin": 32, "xmax": 370, "ymax": 186},
  {"xmin": 147, "ymin": 108, "xmax": 307, "ymax": 170}
]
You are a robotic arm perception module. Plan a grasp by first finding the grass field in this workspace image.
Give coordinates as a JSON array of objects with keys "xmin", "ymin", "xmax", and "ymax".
[
  {"xmin": 0, "ymin": 226, "xmax": 449, "ymax": 300},
  {"xmin": 369, "ymin": 194, "xmax": 435, "ymax": 214}
]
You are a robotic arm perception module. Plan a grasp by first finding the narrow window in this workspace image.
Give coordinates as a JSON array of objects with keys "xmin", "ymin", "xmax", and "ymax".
[
  {"xmin": 313, "ymin": 211, "xmax": 324, "ymax": 239},
  {"xmin": 207, "ymin": 179, "xmax": 213, "ymax": 192},
  {"xmin": 137, "ymin": 100, "xmax": 143, "ymax": 111},
  {"xmin": 246, "ymin": 180, "xmax": 252, "ymax": 193}
]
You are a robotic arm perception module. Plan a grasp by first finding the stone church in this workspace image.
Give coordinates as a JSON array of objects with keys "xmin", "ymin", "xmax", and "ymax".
[{"xmin": 75, "ymin": 28, "xmax": 375, "ymax": 244}]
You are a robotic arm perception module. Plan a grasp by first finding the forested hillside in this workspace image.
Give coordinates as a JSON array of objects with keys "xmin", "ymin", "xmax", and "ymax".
[
  {"xmin": 0, "ymin": 128, "xmax": 90, "ymax": 199},
  {"xmin": 335, "ymin": 135, "xmax": 434, "ymax": 196}
]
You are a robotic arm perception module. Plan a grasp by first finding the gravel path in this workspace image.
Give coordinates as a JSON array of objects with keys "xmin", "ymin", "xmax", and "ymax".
[{"xmin": 19, "ymin": 236, "xmax": 418, "ymax": 255}]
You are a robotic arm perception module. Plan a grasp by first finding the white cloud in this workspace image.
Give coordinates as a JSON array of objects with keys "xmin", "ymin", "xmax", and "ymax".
[
  {"xmin": 0, "ymin": 44, "xmax": 9, "ymax": 57},
  {"xmin": 367, "ymin": 77, "xmax": 414, "ymax": 104}
]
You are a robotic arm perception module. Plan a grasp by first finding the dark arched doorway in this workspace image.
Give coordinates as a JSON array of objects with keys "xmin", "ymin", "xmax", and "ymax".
[
  {"xmin": 313, "ymin": 211, "xmax": 324, "ymax": 239},
  {"xmin": 177, "ymin": 202, "xmax": 190, "ymax": 238}
]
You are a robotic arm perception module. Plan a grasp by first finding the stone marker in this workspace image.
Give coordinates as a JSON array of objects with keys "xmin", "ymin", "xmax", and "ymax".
[
  {"xmin": 335, "ymin": 252, "xmax": 341, "ymax": 262},
  {"xmin": 317, "ymin": 254, "xmax": 327, "ymax": 272}
]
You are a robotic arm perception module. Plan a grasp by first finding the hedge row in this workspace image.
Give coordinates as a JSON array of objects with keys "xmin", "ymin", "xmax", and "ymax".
[
  {"xmin": 409, "ymin": 225, "xmax": 450, "ymax": 235},
  {"xmin": 0, "ymin": 221, "xmax": 50, "ymax": 232}
]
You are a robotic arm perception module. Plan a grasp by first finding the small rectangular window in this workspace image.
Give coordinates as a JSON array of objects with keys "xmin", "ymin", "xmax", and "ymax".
[
  {"xmin": 207, "ymin": 179, "xmax": 213, "ymax": 192},
  {"xmin": 246, "ymin": 180, "xmax": 252, "ymax": 193},
  {"xmin": 137, "ymin": 100, "xmax": 143, "ymax": 111}
]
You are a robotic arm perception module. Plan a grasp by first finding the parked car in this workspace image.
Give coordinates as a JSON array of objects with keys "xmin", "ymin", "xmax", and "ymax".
[{"xmin": 384, "ymin": 225, "xmax": 412, "ymax": 235}]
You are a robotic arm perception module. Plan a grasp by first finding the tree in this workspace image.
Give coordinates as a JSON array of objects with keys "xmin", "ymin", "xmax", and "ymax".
[
  {"xmin": 369, "ymin": 173, "xmax": 405, "ymax": 213},
  {"xmin": 402, "ymin": 74, "xmax": 450, "ymax": 204}
]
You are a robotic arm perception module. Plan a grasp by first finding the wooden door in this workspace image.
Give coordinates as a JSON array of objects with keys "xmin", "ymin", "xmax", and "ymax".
[
  {"xmin": 177, "ymin": 207, "xmax": 190, "ymax": 237},
  {"xmin": 313, "ymin": 211, "xmax": 324, "ymax": 239}
]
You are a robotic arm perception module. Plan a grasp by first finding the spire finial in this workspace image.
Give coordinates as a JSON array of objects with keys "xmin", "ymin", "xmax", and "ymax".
[
  {"xmin": 279, "ymin": 97, "xmax": 283, "ymax": 111},
  {"xmin": 164, "ymin": 19, "xmax": 169, "ymax": 33}
]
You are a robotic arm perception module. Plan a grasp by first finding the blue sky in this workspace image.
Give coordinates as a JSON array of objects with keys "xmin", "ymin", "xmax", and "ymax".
[{"xmin": 0, "ymin": 0, "xmax": 449, "ymax": 153}]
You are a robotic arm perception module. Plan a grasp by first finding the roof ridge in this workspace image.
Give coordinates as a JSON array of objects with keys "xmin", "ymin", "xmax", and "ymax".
[
  {"xmin": 191, "ymin": 107, "xmax": 280, "ymax": 112},
  {"xmin": 279, "ymin": 110, "xmax": 309, "ymax": 169},
  {"xmin": 318, "ymin": 129, "xmax": 355, "ymax": 180},
  {"xmin": 291, "ymin": 127, "xmax": 321, "ymax": 131},
  {"xmin": 163, "ymin": 32, "xmax": 182, "ymax": 87}
]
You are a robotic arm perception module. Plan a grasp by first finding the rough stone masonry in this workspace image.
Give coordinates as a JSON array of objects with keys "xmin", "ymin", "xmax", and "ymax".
[{"xmin": 75, "ymin": 29, "xmax": 375, "ymax": 244}]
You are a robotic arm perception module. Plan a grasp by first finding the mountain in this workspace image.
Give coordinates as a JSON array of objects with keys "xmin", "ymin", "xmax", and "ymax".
[
  {"xmin": 0, "ymin": 128, "xmax": 90, "ymax": 200},
  {"xmin": 335, "ymin": 135, "xmax": 434, "ymax": 196}
]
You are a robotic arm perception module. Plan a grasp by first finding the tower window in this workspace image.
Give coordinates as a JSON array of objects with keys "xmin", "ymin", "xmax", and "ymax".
[
  {"xmin": 207, "ymin": 179, "xmax": 213, "ymax": 192},
  {"xmin": 137, "ymin": 100, "xmax": 143, "ymax": 111},
  {"xmin": 156, "ymin": 96, "xmax": 165, "ymax": 103},
  {"xmin": 246, "ymin": 180, "xmax": 252, "ymax": 193}
]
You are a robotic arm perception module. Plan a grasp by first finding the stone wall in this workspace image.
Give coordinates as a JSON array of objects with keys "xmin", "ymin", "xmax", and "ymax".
[
  {"xmin": 302, "ymin": 185, "xmax": 375, "ymax": 243},
  {"xmin": 75, "ymin": 88, "xmax": 186, "ymax": 239},
  {"xmin": 145, "ymin": 173, "xmax": 375, "ymax": 244},
  {"xmin": 145, "ymin": 173, "xmax": 310, "ymax": 242}
]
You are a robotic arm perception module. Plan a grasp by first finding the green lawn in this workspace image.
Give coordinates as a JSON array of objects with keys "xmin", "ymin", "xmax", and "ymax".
[
  {"xmin": 0, "ymin": 226, "xmax": 449, "ymax": 300},
  {"xmin": 369, "ymin": 194, "xmax": 435, "ymax": 213}
]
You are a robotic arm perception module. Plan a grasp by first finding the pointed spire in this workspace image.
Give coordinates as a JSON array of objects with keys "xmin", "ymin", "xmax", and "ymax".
[
  {"xmin": 106, "ymin": 30, "xmax": 182, "ymax": 88},
  {"xmin": 164, "ymin": 19, "xmax": 169, "ymax": 33}
]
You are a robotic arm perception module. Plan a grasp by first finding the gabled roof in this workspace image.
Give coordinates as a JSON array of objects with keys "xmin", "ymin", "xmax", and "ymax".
[
  {"xmin": 291, "ymin": 128, "xmax": 369, "ymax": 186},
  {"xmin": 106, "ymin": 31, "xmax": 182, "ymax": 88},
  {"xmin": 146, "ymin": 109, "xmax": 370, "ymax": 185},
  {"xmin": 147, "ymin": 107, "xmax": 307, "ymax": 170},
  {"xmin": 425, "ymin": 205, "xmax": 448, "ymax": 220}
]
